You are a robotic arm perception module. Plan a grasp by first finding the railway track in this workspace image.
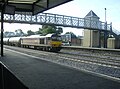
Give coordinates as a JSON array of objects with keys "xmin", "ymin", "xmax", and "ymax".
[
  {"xmin": 4, "ymin": 45, "xmax": 120, "ymax": 80},
  {"xmin": 60, "ymin": 50, "xmax": 120, "ymax": 68}
]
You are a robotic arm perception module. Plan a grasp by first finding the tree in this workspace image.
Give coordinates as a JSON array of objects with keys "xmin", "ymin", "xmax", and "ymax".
[
  {"xmin": 35, "ymin": 28, "xmax": 43, "ymax": 34},
  {"xmin": 42, "ymin": 25, "xmax": 57, "ymax": 30},
  {"xmin": 15, "ymin": 29, "xmax": 24, "ymax": 36},
  {"xmin": 27, "ymin": 30, "xmax": 35, "ymax": 36},
  {"xmin": 36, "ymin": 25, "xmax": 63, "ymax": 35},
  {"xmin": 42, "ymin": 25, "xmax": 56, "ymax": 35},
  {"xmin": 56, "ymin": 27, "xmax": 63, "ymax": 34},
  {"xmin": 37, "ymin": 25, "xmax": 56, "ymax": 35}
]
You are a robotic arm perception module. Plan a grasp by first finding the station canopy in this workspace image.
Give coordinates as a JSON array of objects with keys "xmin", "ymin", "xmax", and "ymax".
[{"xmin": 0, "ymin": 0, "xmax": 73, "ymax": 15}]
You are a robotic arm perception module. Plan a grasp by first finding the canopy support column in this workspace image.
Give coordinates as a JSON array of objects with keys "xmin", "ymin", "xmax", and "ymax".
[{"xmin": 1, "ymin": 4, "xmax": 4, "ymax": 57}]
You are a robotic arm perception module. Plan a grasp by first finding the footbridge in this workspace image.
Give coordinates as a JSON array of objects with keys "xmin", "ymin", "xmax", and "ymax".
[
  {"xmin": 0, "ymin": 12, "xmax": 120, "ymax": 37},
  {"xmin": 0, "ymin": 12, "xmax": 111, "ymax": 30}
]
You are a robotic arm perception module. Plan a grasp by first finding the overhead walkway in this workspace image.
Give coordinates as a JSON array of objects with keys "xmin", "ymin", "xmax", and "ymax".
[
  {"xmin": 0, "ymin": 12, "xmax": 120, "ymax": 38},
  {"xmin": 0, "ymin": 12, "xmax": 111, "ymax": 30}
]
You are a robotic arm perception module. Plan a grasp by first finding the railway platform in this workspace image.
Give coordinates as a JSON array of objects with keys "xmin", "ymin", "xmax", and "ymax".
[
  {"xmin": 0, "ymin": 48, "xmax": 120, "ymax": 89},
  {"xmin": 62, "ymin": 46, "xmax": 120, "ymax": 54}
]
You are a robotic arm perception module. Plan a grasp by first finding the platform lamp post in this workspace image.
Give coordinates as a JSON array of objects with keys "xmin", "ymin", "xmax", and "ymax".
[
  {"xmin": 104, "ymin": 8, "xmax": 107, "ymax": 48},
  {"xmin": 105, "ymin": 8, "xmax": 106, "ymax": 22}
]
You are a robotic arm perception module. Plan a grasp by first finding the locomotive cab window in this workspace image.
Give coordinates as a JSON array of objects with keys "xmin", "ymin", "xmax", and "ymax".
[
  {"xmin": 57, "ymin": 36, "xmax": 62, "ymax": 41},
  {"xmin": 51, "ymin": 34, "xmax": 62, "ymax": 41},
  {"xmin": 51, "ymin": 36, "xmax": 61, "ymax": 41}
]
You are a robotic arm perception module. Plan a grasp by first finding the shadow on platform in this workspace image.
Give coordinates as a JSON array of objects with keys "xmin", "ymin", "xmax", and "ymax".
[{"xmin": 0, "ymin": 62, "xmax": 29, "ymax": 89}]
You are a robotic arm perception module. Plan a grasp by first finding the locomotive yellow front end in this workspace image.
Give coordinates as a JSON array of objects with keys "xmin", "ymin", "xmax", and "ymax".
[
  {"xmin": 50, "ymin": 34, "xmax": 62, "ymax": 52},
  {"xmin": 50, "ymin": 41, "xmax": 62, "ymax": 47}
]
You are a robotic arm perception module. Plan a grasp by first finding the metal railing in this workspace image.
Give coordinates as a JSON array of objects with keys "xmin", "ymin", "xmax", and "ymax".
[
  {"xmin": 112, "ymin": 28, "xmax": 120, "ymax": 35},
  {"xmin": 1, "ymin": 12, "xmax": 120, "ymax": 37},
  {"xmin": 0, "ymin": 12, "xmax": 111, "ymax": 31}
]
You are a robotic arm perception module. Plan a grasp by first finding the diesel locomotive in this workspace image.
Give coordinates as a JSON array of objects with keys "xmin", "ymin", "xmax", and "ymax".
[{"xmin": 3, "ymin": 33, "xmax": 62, "ymax": 52}]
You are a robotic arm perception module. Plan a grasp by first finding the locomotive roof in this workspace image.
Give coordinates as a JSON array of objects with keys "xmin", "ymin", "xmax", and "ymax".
[
  {"xmin": 22, "ymin": 34, "xmax": 55, "ymax": 39},
  {"xmin": 5, "ymin": 33, "xmax": 60, "ymax": 41}
]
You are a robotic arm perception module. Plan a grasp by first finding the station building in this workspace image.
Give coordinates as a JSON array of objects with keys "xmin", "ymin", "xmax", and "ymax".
[
  {"xmin": 83, "ymin": 10, "xmax": 100, "ymax": 47},
  {"xmin": 83, "ymin": 10, "xmax": 120, "ymax": 49}
]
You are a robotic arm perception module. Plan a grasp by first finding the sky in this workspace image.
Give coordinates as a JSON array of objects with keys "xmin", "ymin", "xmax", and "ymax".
[{"xmin": 3, "ymin": 0, "xmax": 120, "ymax": 36}]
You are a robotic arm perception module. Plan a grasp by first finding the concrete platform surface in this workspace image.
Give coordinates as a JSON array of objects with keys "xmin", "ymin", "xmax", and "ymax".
[{"xmin": 0, "ymin": 48, "xmax": 120, "ymax": 89}]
